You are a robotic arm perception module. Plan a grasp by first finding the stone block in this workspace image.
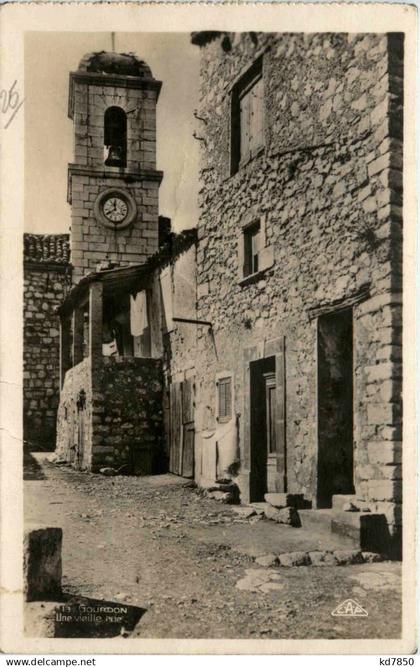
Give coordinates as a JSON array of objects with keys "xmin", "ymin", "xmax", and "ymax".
[
  {"xmin": 362, "ymin": 551, "xmax": 384, "ymax": 563},
  {"xmin": 366, "ymin": 363, "xmax": 398, "ymax": 383},
  {"xmin": 231, "ymin": 506, "xmax": 256, "ymax": 519},
  {"xmin": 264, "ymin": 505, "xmax": 301, "ymax": 527},
  {"xmin": 374, "ymin": 501, "xmax": 402, "ymax": 526},
  {"xmin": 367, "ymin": 402, "xmax": 400, "ymax": 426},
  {"xmin": 278, "ymin": 551, "xmax": 310, "ymax": 567},
  {"xmin": 368, "ymin": 479, "xmax": 402, "ymax": 502},
  {"xmin": 249, "ymin": 502, "xmax": 269, "ymax": 515},
  {"xmin": 206, "ymin": 490, "xmax": 236, "ymax": 504},
  {"xmin": 368, "ymin": 152, "xmax": 390, "ymax": 177},
  {"xmin": 255, "ymin": 554, "xmax": 279, "ymax": 567},
  {"xmin": 308, "ymin": 551, "xmax": 337, "ymax": 566},
  {"xmin": 264, "ymin": 493, "xmax": 305, "ymax": 509},
  {"xmin": 332, "ymin": 494, "xmax": 358, "ymax": 511},
  {"xmin": 368, "ymin": 441, "xmax": 402, "ymax": 465},
  {"xmin": 24, "ymin": 526, "xmax": 62, "ymax": 602},
  {"xmin": 259, "ymin": 245, "xmax": 274, "ymax": 271},
  {"xmin": 333, "ymin": 550, "xmax": 364, "ymax": 565}
]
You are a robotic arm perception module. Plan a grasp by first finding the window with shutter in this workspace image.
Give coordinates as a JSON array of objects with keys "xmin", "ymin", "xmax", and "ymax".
[
  {"xmin": 218, "ymin": 377, "xmax": 232, "ymax": 422},
  {"xmin": 231, "ymin": 58, "xmax": 264, "ymax": 175},
  {"xmin": 243, "ymin": 222, "xmax": 261, "ymax": 277}
]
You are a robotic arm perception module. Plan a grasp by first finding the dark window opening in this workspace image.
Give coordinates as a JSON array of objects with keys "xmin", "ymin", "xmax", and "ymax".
[
  {"xmin": 218, "ymin": 376, "xmax": 232, "ymax": 422},
  {"xmin": 231, "ymin": 58, "xmax": 264, "ymax": 174},
  {"xmin": 102, "ymin": 293, "xmax": 133, "ymax": 357},
  {"xmin": 102, "ymin": 290, "xmax": 152, "ymax": 359},
  {"xmin": 104, "ymin": 106, "xmax": 127, "ymax": 167},
  {"xmin": 243, "ymin": 222, "xmax": 261, "ymax": 277},
  {"xmin": 317, "ymin": 308, "xmax": 354, "ymax": 508}
]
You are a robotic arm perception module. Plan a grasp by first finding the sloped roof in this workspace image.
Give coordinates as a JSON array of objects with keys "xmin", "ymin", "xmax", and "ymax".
[
  {"xmin": 58, "ymin": 227, "xmax": 197, "ymax": 316},
  {"xmin": 24, "ymin": 234, "xmax": 70, "ymax": 265}
]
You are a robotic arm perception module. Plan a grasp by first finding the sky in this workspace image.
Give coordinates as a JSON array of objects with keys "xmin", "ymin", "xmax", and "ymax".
[{"xmin": 24, "ymin": 32, "xmax": 200, "ymax": 234}]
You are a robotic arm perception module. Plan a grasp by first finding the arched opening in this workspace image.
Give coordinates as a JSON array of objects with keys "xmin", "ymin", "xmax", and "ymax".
[{"xmin": 104, "ymin": 106, "xmax": 127, "ymax": 167}]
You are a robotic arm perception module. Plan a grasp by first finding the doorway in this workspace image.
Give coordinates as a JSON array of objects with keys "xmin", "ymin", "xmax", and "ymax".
[
  {"xmin": 249, "ymin": 356, "xmax": 286, "ymax": 501},
  {"xmin": 317, "ymin": 308, "xmax": 355, "ymax": 507}
]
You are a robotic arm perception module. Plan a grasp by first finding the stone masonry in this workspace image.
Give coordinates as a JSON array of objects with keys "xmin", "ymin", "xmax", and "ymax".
[
  {"xmin": 68, "ymin": 53, "xmax": 163, "ymax": 283},
  {"xmin": 23, "ymin": 235, "xmax": 71, "ymax": 450},
  {"xmin": 56, "ymin": 356, "xmax": 164, "ymax": 473},
  {"xmin": 190, "ymin": 33, "xmax": 403, "ymax": 549}
]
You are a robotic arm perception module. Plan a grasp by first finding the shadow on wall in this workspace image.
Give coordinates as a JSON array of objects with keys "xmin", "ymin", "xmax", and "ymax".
[{"xmin": 23, "ymin": 417, "xmax": 57, "ymax": 453}]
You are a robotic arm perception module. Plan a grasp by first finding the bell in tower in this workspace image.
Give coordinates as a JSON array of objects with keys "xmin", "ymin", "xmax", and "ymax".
[{"xmin": 104, "ymin": 106, "xmax": 127, "ymax": 167}]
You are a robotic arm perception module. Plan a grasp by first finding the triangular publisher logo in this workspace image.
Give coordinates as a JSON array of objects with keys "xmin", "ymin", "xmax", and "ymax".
[{"xmin": 331, "ymin": 599, "xmax": 368, "ymax": 617}]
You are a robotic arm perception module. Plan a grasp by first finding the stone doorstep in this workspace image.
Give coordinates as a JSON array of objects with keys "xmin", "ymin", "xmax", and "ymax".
[
  {"xmin": 264, "ymin": 492, "xmax": 306, "ymax": 509},
  {"xmin": 332, "ymin": 494, "xmax": 359, "ymax": 511},
  {"xmin": 246, "ymin": 502, "xmax": 391, "ymax": 556},
  {"xmin": 299, "ymin": 509, "xmax": 390, "ymax": 554}
]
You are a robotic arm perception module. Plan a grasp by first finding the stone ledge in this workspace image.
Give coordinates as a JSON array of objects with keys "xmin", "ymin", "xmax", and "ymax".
[{"xmin": 252, "ymin": 549, "xmax": 384, "ymax": 568}]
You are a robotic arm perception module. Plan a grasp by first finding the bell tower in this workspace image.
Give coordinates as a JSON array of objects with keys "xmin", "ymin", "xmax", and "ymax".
[{"xmin": 68, "ymin": 51, "xmax": 163, "ymax": 283}]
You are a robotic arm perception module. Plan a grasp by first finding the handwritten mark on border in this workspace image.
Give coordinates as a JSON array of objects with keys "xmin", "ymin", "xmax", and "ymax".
[{"xmin": 1, "ymin": 80, "xmax": 24, "ymax": 129}]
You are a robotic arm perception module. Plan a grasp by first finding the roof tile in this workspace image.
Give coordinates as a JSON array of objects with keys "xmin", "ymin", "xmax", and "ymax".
[{"xmin": 24, "ymin": 234, "xmax": 70, "ymax": 265}]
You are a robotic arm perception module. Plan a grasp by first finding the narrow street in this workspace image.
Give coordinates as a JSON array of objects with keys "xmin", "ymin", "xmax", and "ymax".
[{"xmin": 25, "ymin": 454, "xmax": 402, "ymax": 640}]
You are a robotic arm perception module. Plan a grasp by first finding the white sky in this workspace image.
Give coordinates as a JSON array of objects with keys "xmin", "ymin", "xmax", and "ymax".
[{"xmin": 24, "ymin": 32, "xmax": 200, "ymax": 234}]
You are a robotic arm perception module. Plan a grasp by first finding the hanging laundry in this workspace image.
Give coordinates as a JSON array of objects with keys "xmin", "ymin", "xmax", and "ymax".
[{"xmin": 130, "ymin": 291, "xmax": 148, "ymax": 337}]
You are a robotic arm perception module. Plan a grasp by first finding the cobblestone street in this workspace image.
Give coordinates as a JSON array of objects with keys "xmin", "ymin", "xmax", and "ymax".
[{"xmin": 24, "ymin": 454, "xmax": 402, "ymax": 640}]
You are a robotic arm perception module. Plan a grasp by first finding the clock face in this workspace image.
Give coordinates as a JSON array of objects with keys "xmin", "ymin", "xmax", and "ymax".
[{"xmin": 102, "ymin": 196, "xmax": 128, "ymax": 224}]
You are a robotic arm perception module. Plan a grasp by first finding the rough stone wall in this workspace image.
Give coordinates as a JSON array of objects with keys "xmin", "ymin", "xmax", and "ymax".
[
  {"xmin": 193, "ymin": 32, "xmax": 403, "ymax": 541},
  {"xmin": 70, "ymin": 79, "xmax": 160, "ymax": 283},
  {"xmin": 24, "ymin": 266, "xmax": 71, "ymax": 450},
  {"xmin": 163, "ymin": 244, "xmax": 198, "ymax": 382},
  {"xmin": 56, "ymin": 356, "xmax": 164, "ymax": 473},
  {"xmin": 96, "ymin": 357, "xmax": 164, "ymax": 472}
]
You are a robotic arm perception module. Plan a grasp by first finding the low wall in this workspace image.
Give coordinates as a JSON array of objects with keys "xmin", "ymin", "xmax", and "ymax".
[
  {"xmin": 93, "ymin": 357, "xmax": 164, "ymax": 472},
  {"xmin": 56, "ymin": 356, "xmax": 164, "ymax": 473}
]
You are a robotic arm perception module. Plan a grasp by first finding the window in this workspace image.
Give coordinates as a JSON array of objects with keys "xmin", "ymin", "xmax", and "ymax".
[
  {"xmin": 243, "ymin": 222, "xmax": 261, "ymax": 277},
  {"xmin": 231, "ymin": 59, "xmax": 264, "ymax": 174},
  {"xmin": 104, "ymin": 106, "xmax": 127, "ymax": 167},
  {"xmin": 218, "ymin": 377, "xmax": 232, "ymax": 422}
]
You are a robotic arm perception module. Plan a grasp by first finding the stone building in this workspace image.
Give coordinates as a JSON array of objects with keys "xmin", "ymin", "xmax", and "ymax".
[
  {"xmin": 185, "ymin": 32, "xmax": 403, "ymax": 554},
  {"xmin": 23, "ymin": 234, "xmax": 71, "ymax": 450},
  {"xmin": 24, "ymin": 35, "xmax": 403, "ymax": 556}
]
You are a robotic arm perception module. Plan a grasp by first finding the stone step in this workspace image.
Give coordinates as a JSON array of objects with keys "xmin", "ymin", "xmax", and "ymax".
[
  {"xmin": 299, "ymin": 509, "xmax": 337, "ymax": 534},
  {"xmin": 249, "ymin": 502, "xmax": 271, "ymax": 515},
  {"xmin": 331, "ymin": 511, "xmax": 390, "ymax": 553},
  {"xmin": 332, "ymin": 494, "xmax": 358, "ymax": 511},
  {"xmin": 299, "ymin": 509, "xmax": 390, "ymax": 553},
  {"xmin": 264, "ymin": 493, "xmax": 306, "ymax": 509}
]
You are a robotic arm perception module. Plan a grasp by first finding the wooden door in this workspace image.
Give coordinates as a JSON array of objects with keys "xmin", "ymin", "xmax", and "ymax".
[
  {"xmin": 264, "ymin": 372, "xmax": 277, "ymax": 492},
  {"xmin": 249, "ymin": 345, "xmax": 286, "ymax": 501},
  {"xmin": 169, "ymin": 378, "xmax": 195, "ymax": 478},
  {"xmin": 181, "ymin": 378, "xmax": 195, "ymax": 478}
]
